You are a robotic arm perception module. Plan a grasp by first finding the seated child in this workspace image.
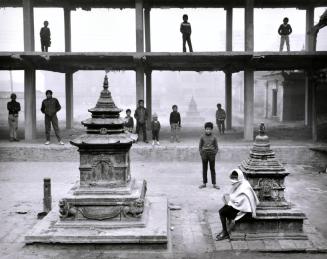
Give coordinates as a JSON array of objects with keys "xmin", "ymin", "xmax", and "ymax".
[{"xmin": 216, "ymin": 169, "xmax": 259, "ymax": 241}]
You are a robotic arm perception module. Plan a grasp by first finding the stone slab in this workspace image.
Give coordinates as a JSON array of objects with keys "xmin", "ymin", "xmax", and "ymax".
[{"xmin": 25, "ymin": 196, "xmax": 168, "ymax": 244}]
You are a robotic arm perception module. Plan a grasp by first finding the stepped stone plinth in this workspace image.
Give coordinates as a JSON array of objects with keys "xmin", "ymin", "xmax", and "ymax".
[
  {"xmin": 25, "ymin": 75, "xmax": 168, "ymax": 244},
  {"xmin": 231, "ymin": 123, "xmax": 307, "ymax": 240},
  {"xmin": 183, "ymin": 96, "xmax": 205, "ymax": 126}
]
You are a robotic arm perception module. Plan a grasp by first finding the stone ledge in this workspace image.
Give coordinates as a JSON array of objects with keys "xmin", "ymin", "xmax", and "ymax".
[
  {"xmin": 25, "ymin": 196, "xmax": 169, "ymax": 244},
  {"xmin": 206, "ymin": 211, "xmax": 327, "ymax": 253}
]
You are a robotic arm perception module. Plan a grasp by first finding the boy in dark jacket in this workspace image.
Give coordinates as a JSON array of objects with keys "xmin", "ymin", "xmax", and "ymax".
[
  {"xmin": 180, "ymin": 14, "xmax": 193, "ymax": 52},
  {"xmin": 199, "ymin": 122, "xmax": 219, "ymax": 189},
  {"xmin": 124, "ymin": 109, "xmax": 134, "ymax": 133},
  {"xmin": 170, "ymin": 104, "xmax": 181, "ymax": 142},
  {"xmin": 41, "ymin": 90, "xmax": 63, "ymax": 145},
  {"xmin": 40, "ymin": 21, "xmax": 51, "ymax": 52},
  {"xmin": 216, "ymin": 103, "xmax": 226, "ymax": 135},
  {"xmin": 7, "ymin": 93, "xmax": 21, "ymax": 141},
  {"xmin": 278, "ymin": 17, "xmax": 292, "ymax": 52},
  {"xmin": 134, "ymin": 99, "xmax": 149, "ymax": 143},
  {"xmin": 151, "ymin": 113, "xmax": 161, "ymax": 146}
]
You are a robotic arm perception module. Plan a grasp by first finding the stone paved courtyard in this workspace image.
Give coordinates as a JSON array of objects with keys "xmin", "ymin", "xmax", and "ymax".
[{"xmin": 0, "ymin": 160, "xmax": 327, "ymax": 258}]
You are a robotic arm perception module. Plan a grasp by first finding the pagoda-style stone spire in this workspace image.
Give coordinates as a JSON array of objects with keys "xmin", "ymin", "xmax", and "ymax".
[
  {"xmin": 231, "ymin": 123, "xmax": 307, "ymax": 240},
  {"xmin": 239, "ymin": 123, "xmax": 289, "ymax": 209}
]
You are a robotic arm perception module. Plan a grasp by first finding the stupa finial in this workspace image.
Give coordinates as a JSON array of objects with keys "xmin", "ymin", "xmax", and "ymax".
[
  {"xmin": 103, "ymin": 74, "xmax": 109, "ymax": 91},
  {"xmin": 259, "ymin": 122, "xmax": 266, "ymax": 136}
]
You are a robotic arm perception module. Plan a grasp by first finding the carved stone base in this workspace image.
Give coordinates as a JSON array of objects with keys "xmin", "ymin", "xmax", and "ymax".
[
  {"xmin": 25, "ymin": 196, "xmax": 168, "ymax": 244},
  {"xmin": 230, "ymin": 207, "xmax": 307, "ymax": 240}
]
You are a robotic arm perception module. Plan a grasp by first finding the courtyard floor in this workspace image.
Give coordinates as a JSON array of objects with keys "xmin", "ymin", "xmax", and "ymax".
[{"xmin": 0, "ymin": 161, "xmax": 327, "ymax": 258}]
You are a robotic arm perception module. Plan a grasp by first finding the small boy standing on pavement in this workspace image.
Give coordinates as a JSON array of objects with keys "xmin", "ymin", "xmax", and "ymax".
[
  {"xmin": 124, "ymin": 109, "xmax": 134, "ymax": 133},
  {"xmin": 170, "ymin": 104, "xmax": 181, "ymax": 142},
  {"xmin": 180, "ymin": 14, "xmax": 193, "ymax": 52},
  {"xmin": 41, "ymin": 90, "xmax": 64, "ymax": 145},
  {"xmin": 7, "ymin": 93, "xmax": 21, "ymax": 142},
  {"xmin": 40, "ymin": 21, "xmax": 51, "ymax": 52},
  {"xmin": 134, "ymin": 99, "xmax": 149, "ymax": 143},
  {"xmin": 278, "ymin": 17, "xmax": 292, "ymax": 52},
  {"xmin": 199, "ymin": 122, "xmax": 219, "ymax": 189},
  {"xmin": 216, "ymin": 103, "xmax": 226, "ymax": 135},
  {"xmin": 151, "ymin": 113, "xmax": 161, "ymax": 146}
]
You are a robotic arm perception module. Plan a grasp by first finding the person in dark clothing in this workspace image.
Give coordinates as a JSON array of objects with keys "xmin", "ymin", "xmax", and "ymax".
[
  {"xmin": 124, "ymin": 109, "xmax": 134, "ymax": 133},
  {"xmin": 40, "ymin": 20, "xmax": 51, "ymax": 52},
  {"xmin": 199, "ymin": 122, "xmax": 219, "ymax": 189},
  {"xmin": 151, "ymin": 113, "xmax": 161, "ymax": 146},
  {"xmin": 7, "ymin": 93, "xmax": 21, "ymax": 141},
  {"xmin": 41, "ymin": 90, "xmax": 64, "ymax": 145},
  {"xmin": 278, "ymin": 17, "xmax": 292, "ymax": 52},
  {"xmin": 216, "ymin": 103, "xmax": 226, "ymax": 135},
  {"xmin": 134, "ymin": 99, "xmax": 149, "ymax": 143},
  {"xmin": 180, "ymin": 14, "xmax": 193, "ymax": 52},
  {"xmin": 170, "ymin": 104, "xmax": 181, "ymax": 142}
]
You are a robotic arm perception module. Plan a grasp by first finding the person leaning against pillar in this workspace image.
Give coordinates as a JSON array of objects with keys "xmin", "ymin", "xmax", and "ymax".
[
  {"xmin": 7, "ymin": 93, "xmax": 21, "ymax": 142},
  {"xmin": 41, "ymin": 90, "xmax": 64, "ymax": 145}
]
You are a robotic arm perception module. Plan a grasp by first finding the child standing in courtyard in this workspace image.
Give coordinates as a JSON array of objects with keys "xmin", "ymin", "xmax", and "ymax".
[
  {"xmin": 124, "ymin": 109, "xmax": 134, "ymax": 133},
  {"xmin": 170, "ymin": 105, "xmax": 181, "ymax": 142},
  {"xmin": 151, "ymin": 113, "xmax": 161, "ymax": 146},
  {"xmin": 199, "ymin": 122, "xmax": 219, "ymax": 189}
]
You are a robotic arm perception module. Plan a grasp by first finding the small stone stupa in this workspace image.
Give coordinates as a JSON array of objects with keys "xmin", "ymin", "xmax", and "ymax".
[
  {"xmin": 231, "ymin": 123, "xmax": 307, "ymax": 240},
  {"xmin": 183, "ymin": 96, "xmax": 205, "ymax": 125},
  {"xmin": 26, "ymin": 75, "xmax": 168, "ymax": 244}
]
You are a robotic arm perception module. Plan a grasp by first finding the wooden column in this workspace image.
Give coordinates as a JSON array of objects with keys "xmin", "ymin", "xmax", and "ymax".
[
  {"xmin": 64, "ymin": 8, "xmax": 74, "ymax": 129},
  {"xmin": 144, "ymin": 7, "xmax": 151, "ymax": 52},
  {"xmin": 135, "ymin": 0, "xmax": 144, "ymax": 52},
  {"xmin": 305, "ymin": 75, "xmax": 312, "ymax": 126},
  {"xmin": 312, "ymin": 82, "xmax": 317, "ymax": 142},
  {"xmin": 225, "ymin": 72, "xmax": 232, "ymax": 130},
  {"xmin": 305, "ymin": 7, "xmax": 315, "ymax": 52},
  {"xmin": 244, "ymin": 69, "xmax": 254, "ymax": 141},
  {"xmin": 23, "ymin": 0, "xmax": 36, "ymax": 140},
  {"xmin": 146, "ymin": 71, "xmax": 152, "ymax": 127},
  {"xmin": 243, "ymin": 0, "xmax": 254, "ymax": 140},
  {"xmin": 24, "ymin": 69, "xmax": 36, "ymax": 140}
]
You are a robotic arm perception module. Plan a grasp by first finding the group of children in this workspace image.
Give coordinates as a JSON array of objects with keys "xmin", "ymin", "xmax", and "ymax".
[{"xmin": 124, "ymin": 100, "xmax": 182, "ymax": 146}]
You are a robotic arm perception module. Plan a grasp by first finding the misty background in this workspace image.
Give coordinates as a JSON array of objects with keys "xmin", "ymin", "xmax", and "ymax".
[{"xmin": 0, "ymin": 7, "xmax": 326, "ymax": 126}]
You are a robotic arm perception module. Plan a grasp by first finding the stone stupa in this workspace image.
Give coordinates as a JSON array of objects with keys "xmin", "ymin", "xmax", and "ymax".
[
  {"xmin": 26, "ymin": 75, "xmax": 168, "ymax": 244},
  {"xmin": 183, "ymin": 96, "xmax": 205, "ymax": 126},
  {"xmin": 230, "ymin": 123, "xmax": 307, "ymax": 240}
]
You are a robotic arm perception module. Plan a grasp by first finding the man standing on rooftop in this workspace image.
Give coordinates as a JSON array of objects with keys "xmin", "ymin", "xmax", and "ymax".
[{"xmin": 180, "ymin": 14, "xmax": 193, "ymax": 52}]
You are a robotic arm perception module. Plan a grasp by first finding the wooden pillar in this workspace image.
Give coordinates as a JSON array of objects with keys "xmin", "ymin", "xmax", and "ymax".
[
  {"xmin": 244, "ymin": 69, "xmax": 254, "ymax": 141},
  {"xmin": 226, "ymin": 7, "xmax": 233, "ymax": 51},
  {"xmin": 305, "ymin": 7, "xmax": 315, "ymax": 52},
  {"xmin": 243, "ymin": 0, "xmax": 254, "ymax": 140},
  {"xmin": 135, "ymin": 0, "xmax": 144, "ymax": 52},
  {"xmin": 305, "ymin": 75, "xmax": 312, "ymax": 126},
  {"xmin": 224, "ymin": 7, "xmax": 233, "ymax": 130},
  {"xmin": 146, "ymin": 71, "xmax": 152, "ymax": 127},
  {"xmin": 136, "ymin": 66, "xmax": 144, "ymax": 105},
  {"xmin": 24, "ymin": 69, "xmax": 36, "ymax": 140},
  {"xmin": 312, "ymin": 82, "xmax": 317, "ymax": 142},
  {"xmin": 23, "ymin": 0, "xmax": 36, "ymax": 140},
  {"xmin": 23, "ymin": 0, "xmax": 34, "ymax": 51},
  {"xmin": 225, "ymin": 72, "xmax": 232, "ymax": 130},
  {"xmin": 144, "ymin": 7, "xmax": 151, "ymax": 52},
  {"xmin": 244, "ymin": 0, "xmax": 254, "ymax": 52},
  {"xmin": 65, "ymin": 73, "xmax": 74, "ymax": 129},
  {"xmin": 64, "ymin": 8, "xmax": 74, "ymax": 129},
  {"xmin": 265, "ymin": 81, "xmax": 269, "ymax": 118}
]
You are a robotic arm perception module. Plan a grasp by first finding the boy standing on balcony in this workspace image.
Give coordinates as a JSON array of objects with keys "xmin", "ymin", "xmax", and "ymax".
[
  {"xmin": 278, "ymin": 17, "xmax": 292, "ymax": 52},
  {"xmin": 180, "ymin": 14, "xmax": 193, "ymax": 52}
]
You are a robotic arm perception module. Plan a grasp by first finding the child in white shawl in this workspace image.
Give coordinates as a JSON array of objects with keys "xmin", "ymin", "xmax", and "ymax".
[{"xmin": 216, "ymin": 168, "xmax": 259, "ymax": 241}]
